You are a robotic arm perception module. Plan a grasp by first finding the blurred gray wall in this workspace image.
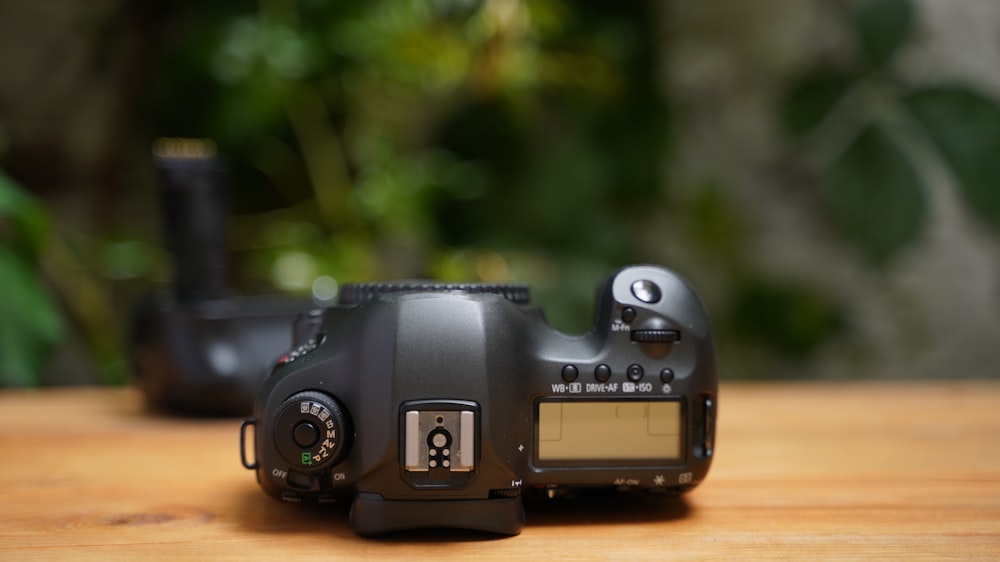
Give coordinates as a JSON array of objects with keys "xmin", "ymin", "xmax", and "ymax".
[{"xmin": 663, "ymin": 0, "xmax": 1000, "ymax": 378}]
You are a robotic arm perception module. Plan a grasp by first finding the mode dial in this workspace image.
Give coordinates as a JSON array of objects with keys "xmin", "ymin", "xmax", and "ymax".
[
  {"xmin": 273, "ymin": 391, "xmax": 352, "ymax": 470},
  {"xmin": 339, "ymin": 281, "xmax": 531, "ymax": 305}
]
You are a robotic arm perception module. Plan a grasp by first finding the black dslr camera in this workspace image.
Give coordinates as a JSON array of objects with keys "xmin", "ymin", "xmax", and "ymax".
[
  {"xmin": 240, "ymin": 265, "xmax": 717, "ymax": 536},
  {"xmin": 131, "ymin": 139, "xmax": 316, "ymax": 415}
]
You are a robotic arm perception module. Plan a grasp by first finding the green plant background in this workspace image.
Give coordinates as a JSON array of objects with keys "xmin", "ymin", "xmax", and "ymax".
[{"xmin": 1, "ymin": 0, "xmax": 998, "ymax": 386}]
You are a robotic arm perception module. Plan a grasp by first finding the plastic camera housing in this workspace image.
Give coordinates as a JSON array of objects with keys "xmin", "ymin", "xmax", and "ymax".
[
  {"xmin": 131, "ymin": 140, "xmax": 316, "ymax": 415},
  {"xmin": 240, "ymin": 265, "xmax": 718, "ymax": 535}
]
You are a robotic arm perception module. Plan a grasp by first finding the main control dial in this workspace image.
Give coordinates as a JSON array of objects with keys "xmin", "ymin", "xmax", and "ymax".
[{"xmin": 274, "ymin": 390, "xmax": 352, "ymax": 470}]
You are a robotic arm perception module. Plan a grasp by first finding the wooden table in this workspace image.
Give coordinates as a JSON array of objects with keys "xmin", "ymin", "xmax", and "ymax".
[{"xmin": 1, "ymin": 382, "xmax": 998, "ymax": 560}]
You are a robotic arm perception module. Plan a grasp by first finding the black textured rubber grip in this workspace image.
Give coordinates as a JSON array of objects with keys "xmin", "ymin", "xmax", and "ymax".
[{"xmin": 339, "ymin": 282, "xmax": 531, "ymax": 306}]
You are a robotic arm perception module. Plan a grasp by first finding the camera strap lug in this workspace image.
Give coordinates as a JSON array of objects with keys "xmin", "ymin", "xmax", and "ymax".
[{"xmin": 240, "ymin": 418, "xmax": 259, "ymax": 469}]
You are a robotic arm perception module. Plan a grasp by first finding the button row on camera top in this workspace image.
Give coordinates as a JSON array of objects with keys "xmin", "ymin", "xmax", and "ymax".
[{"xmin": 561, "ymin": 364, "xmax": 674, "ymax": 384}]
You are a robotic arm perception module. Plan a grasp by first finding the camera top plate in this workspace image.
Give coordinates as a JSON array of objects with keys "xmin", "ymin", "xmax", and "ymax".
[{"xmin": 339, "ymin": 282, "xmax": 531, "ymax": 306}]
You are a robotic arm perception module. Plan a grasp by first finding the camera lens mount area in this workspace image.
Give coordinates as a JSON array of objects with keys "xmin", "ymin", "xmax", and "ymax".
[
  {"xmin": 338, "ymin": 282, "xmax": 531, "ymax": 306},
  {"xmin": 273, "ymin": 391, "xmax": 352, "ymax": 471}
]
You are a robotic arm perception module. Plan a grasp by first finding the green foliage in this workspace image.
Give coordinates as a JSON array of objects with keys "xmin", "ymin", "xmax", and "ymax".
[
  {"xmin": 905, "ymin": 86, "xmax": 1000, "ymax": 227},
  {"xmin": 851, "ymin": 0, "xmax": 915, "ymax": 68},
  {"xmin": 152, "ymin": 0, "xmax": 666, "ymax": 335},
  {"xmin": 729, "ymin": 278, "xmax": 844, "ymax": 359},
  {"xmin": 782, "ymin": 70, "xmax": 854, "ymax": 137},
  {"xmin": 823, "ymin": 125, "xmax": 928, "ymax": 265},
  {"xmin": 782, "ymin": 0, "xmax": 1000, "ymax": 265},
  {"xmin": 0, "ymin": 171, "xmax": 62, "ymax": 386},
  {"xmin": 686, "ymin": 181, "xmax": 750, "ymax": 262},
  {"xmin": 0, "ymin": 171, "xmax": 47, "ymax": 258},
  {"xmin": 681, "ymin": 179, "xmax": 847, "ymax": 361},
  {"xmin": 25, "ymin": 0, "xmax": 992, "ymax": 384}
]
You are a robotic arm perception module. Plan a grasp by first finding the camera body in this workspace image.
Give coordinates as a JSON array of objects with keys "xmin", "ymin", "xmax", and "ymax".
[
  {"xmin": 240, "ymin": 265, "xmax": 717, "ymax": 536},
  {"xmin": 131, "ymin": 140, "xmax": 316, "ymax": 415}
]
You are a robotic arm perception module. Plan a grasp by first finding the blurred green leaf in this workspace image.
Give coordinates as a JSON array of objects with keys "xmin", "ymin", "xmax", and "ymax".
[
  {"xmin": 0, "ymin": 172, "xmax": 63, "ymax": 386},
  {"xmin": 98, "ymin": 239, "xmax": 159, "ymax": 280},
  {"xmin": 330, "ymin": 2, "xmax": 479, "ymax": 92},
  {"xmin": 823, "ymin": 124, "xmax": 928, "ymax": 265},
  {"xmin": 688, "ymin": 181, "xmax": 750, "ymax": 261},
  {"xmin": 0, "ymin": 248, "xmax": 63, "ymax": 386},
  {"xmin": 852, "ymin": 0, "xmax": 915, "ymax": 68},
  {"xmin": 729, "ymin": 278, "xmax": 844, "ymax": 358},
  {"xmin": 0, "ymin": 170, "xmax": 48, "ymax": 259},
  {"xmin": 781, "ymin": 70, "xmax": 854, "ymax": 137},
  {"xmin": 905, "ymin": 86, "xmax": 1000, "ymax": 228}
]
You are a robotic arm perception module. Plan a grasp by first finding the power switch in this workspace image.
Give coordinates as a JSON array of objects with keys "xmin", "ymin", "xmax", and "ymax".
[{"xmin": 286, "ymin": 469, "xmax": 316, "ymax": 490}]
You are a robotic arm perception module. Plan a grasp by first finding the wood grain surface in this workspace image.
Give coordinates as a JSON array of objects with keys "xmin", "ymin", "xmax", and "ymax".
[{"xmin": 1, "ymin": 382, "xmax": 998, "ymax": 560}]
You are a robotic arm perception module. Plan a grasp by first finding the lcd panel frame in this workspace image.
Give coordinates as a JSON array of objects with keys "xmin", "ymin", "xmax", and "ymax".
[{"xmin": 535, "ymin": 399, "xmax": 684, "ymax": 466}]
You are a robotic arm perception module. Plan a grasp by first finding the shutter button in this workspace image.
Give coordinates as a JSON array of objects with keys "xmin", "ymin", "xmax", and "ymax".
[{"xmin": 631, "ymin": 280, "xmax": 661, "ymax": 303}]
